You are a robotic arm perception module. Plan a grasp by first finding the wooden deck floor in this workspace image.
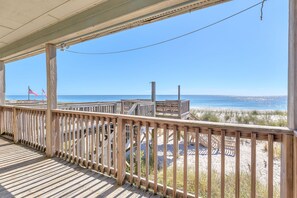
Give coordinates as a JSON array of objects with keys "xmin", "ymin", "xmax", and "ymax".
[{"xmin": 0, "ymin": 137, "xmax": 160, "ymax": 198}]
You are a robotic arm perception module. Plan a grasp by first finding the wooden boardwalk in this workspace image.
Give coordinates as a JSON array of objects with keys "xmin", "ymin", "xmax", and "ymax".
[{"xmin": 0, "ymin": 138, "xmax": 160, "ymax": 198}]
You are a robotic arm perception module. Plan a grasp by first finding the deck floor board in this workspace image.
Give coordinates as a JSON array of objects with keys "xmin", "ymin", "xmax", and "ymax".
[{"xmin": 0, "ymin": 137, "xmax": 160, "ymax": 198}]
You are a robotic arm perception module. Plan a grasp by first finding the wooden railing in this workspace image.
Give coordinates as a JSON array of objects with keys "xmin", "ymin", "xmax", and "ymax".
[
  {"xmin": 59, "ymin": 102, "xmax": 117, "ymax": 113},
  {"xmin": 121, "ymin": 100, "xmax": 154, "ymax": 117},
  {"xmin": 156, "ymin": 100, "xmax": 190, "ymax": 119},
  {"xmin": 0, "ymin": 105, "xmax": 46, "ymax": 150},
  {"xmin": 0, "ymin": 106, "xmax": 295, "ymax": 197}
]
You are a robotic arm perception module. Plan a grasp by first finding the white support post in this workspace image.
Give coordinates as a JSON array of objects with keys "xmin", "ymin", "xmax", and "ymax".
[
  {"xmin": 45, "ymin": 44, "xmax": 57, "ymax": 157},
  {"xmin": 0, "ymin": 61, "xmax": 5, "ymax": 105}
]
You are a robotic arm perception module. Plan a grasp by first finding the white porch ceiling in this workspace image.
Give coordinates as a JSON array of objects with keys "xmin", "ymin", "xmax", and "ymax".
[{"xmin": 0, "ymin": 0, "xmax": 229, "ymax": 62}]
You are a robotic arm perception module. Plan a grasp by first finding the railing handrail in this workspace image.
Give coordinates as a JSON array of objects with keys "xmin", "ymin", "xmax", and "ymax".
[
  {"xmin": 0, "ymin": 105, "xmax": 46, "ymax": 112},
  {"xmin": 51, "ymin": 108, "xmax": 293, "ymax": 136}
]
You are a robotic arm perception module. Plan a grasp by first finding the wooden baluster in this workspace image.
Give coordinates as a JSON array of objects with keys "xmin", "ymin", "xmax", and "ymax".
[
  {"xmin": 42, "ymin": 112, "xmax": 45, "ymax": 149},
  {"xmin": 136, "ymin": 121, "xmax": 141, "ymax": 187},
  {"xmin": 95, "ymin": 117, "xmax": 99, "ymax": 171},
  {"xmin": 251, "ymin": 132, "xmax": 256, "ymax": 198},
  {"xmin": 64, "ymin": 115, "xmax": 68, "ymax": 160},
  {"xmin": 112, "ymin": 118, "xmax": 117, "ymax": 175},
  {"xmin": 130, "ymin": 121, "xmax": 134, "ymax": 184},
  {"xmin": 173, "ymin": 125, "xmax": 177, "ymax": 198},
  {"xmin": 36, "ymin": 112, "xmax": 38, "ymax": 148},
  {"xmin": 80, "ymin": 114, "xmax": 84, "ymax": 165},
  {"xmin": 153, "ymin": 123, "xmax": 158, "ymax": 194},
  {"xmin": 62, "ymin": 114, "xmax": 65, "ymax": 159},
  {"xmin": 163, "ymin": 124, "xmax": 167, "ymax": 196},
  {"xmin": 268, "ymin": 134, "xmax": 273, "ymax": 198},
  {"xmin": 76, "ymin": 114, "xmax": 80, "ymax": 164},
  {"xmin": 107, "ymin": 118, "xmax": 111, "ymax": 174},
  {"xmin": 100, "ymin": 117, "xmax": 105, "ymax": 173},
  {"xmin": 195, "ymin": 128, "xmax": 200, "ymax": 198},
  {"xmin": 37, "ymin": 112, "xmax": 40, "ymax": 148},
  {"xmin": 207, "ymin": 129, "xmax": 212, "ymax": 198},
  {"xmin": 221, "ymin": 129, "xmax": 226, "ymax": 198},
  {"xmin": 72, "ymin": 114, "xmax": 75, "ymax": 162},
  {"xmin": 68, "ymin": 115, "xmax": 72, "ymax": 161},
  {"xmin": 91, "ymin": 115, "xmax": 95, "ymax": 169},
  {"xmin": 145, "ymin": 122, "xmax": 150, "ymax": 190},
  {"xmin": 235, "ymin": 131, "xmax": 240, "ymax": 198},
  {"xmin": 85, "ymin": 115, "xmax": 89, "ymax": 168},
  {"xmin": 183, "ymin": 126, "xmax": 188, "ymax": 197},
  {"xmin": 29, "ymin": 110, "xmax": 32, "ymax": 146}
]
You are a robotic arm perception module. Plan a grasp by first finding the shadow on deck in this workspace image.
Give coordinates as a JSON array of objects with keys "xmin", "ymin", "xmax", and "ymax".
[{"xmin": 0, "ymin": 137, "xmax": 160, "ymax": 198}]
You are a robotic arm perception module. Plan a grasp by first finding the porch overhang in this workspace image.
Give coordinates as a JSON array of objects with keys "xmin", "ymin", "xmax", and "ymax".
[{"xmin": 0, "ymin": 0, "xmax": 229, "ymax": 63}]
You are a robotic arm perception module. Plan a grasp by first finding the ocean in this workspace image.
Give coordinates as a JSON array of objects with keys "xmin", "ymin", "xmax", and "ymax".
[{"xmin": 6, "ymin": 95, "xmax": 287, "ymax": 111}]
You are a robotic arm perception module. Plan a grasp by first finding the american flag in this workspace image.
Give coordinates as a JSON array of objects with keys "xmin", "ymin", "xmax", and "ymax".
[{"xmin": 28, "ymin": 88, "xmax": 38, "ymax": 96}]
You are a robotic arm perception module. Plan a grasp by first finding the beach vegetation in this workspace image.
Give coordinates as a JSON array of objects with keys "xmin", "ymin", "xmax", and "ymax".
[{"xmin": 156, "ymin": 166, "xmax": 279, "ymax": 198}]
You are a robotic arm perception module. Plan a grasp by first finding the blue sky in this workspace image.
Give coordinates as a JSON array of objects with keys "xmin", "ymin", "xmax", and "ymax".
[{"xmin": 6, "ymin": 0, "xmax": 288, "ymax": 96}]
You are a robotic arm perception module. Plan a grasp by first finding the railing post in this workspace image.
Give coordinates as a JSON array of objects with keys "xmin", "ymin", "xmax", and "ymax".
[
  {"xmin": 13, "ymin": 107, "xmax": 18, "ymax": 143},
  {"xmin": 288, "ymin": 0, "xmax": 297, "ymax": 196},
  {"xmin": 117, "ymin": 117, "xmax": 126, "ymax": 185},
  {"xmin": 45, "ymin": 43, "xmax": 57, "ymax": 157},
  {"xmin": 280, "ymin": 134, "xmax": 294, "ymax": 198},
  {"xmin": 294, "ymin": 132, "xmax": 297, "ymax": 198}
]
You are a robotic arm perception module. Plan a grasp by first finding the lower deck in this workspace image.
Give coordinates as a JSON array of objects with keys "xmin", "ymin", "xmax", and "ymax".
[{"xmin": 0, "ymin": 138, "xmax": 159, "ymax": 198}]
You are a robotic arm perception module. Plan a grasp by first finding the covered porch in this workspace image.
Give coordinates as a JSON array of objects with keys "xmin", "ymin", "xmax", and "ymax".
[{"xmin": 0, "ymin": 0, "xmax": 297, "ymax": 197}]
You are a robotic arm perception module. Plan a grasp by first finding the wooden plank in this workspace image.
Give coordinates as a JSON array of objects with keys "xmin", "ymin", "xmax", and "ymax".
[
  {"xmin": 76, "ymin": 114, "xmax": 80, "ymax": 164},
  {"xmin": 183, "ymin": 126, "xmax": 188, "ymax": 197},
  {"xmin": 153, "ymin": 123, "xmax": 158, "ymax": 194},
  {"xmin": 195, "ymin": 128, "xmax": 200, "ymax": 198},
  {"xmin": 130, "ymin": 121, "xmax": 134, "ymax": 184},
  {"xmin": 145, "ymin": 122, "xmax": 150, "ymax": 190},
  {"xmin": 80, "ymin": 114, "xmax": 84, "ymax": 166},
  {"xmin": 72, "ymin": 114, "xmax": 75, "ymax": 162},
  {"xmin": 13, "ymin": 107, "xmax": 18, "ymax": 143},
  {"xmin": 207, "ymin": 129, "xmax": 212, "ymax": 198},
  {"xmin": 107, "ymin": 118, "xmax": 111, "ymax": 174},
  {"xmin": 137, "ymin": 121, "xmax": 141, "ymax": 187},
  {"xmin": 117, "ymin": 118, "xmax": 126, "ymax": 185},
  {"xmin": 293, "ymin": 135, "xmax": 297, "ymax": 197},
  {"xmin": 101, "ymin": 117, "xmax": 105, "ymax": 173},
  {"xmin": 85, "ymin": 115, "xmax": 89, "ymax": 168},
  {"xmin": 173, "ymin": 126, "xmax": 177, "ymax": 198},
  {"xmin": 67, "ymin": 115, "xmax": 71, "ymax": 161},
  {"xmin": 45, "ymin": 43, "xmax": 57, "ymax": 157},
  {"xmin": 221, "ymin": 129, "xmax": 225, "ymax": 198},
  {"xmin": 251, "ymin": 133, "xmax": 256, "ymax": 198},
  {"xmin": 163, "ymin": 124, "xmax": 167, "ymax": 196},
  {"xmin": 235, "ymin": 131, "xmax": 240, "ymax": 198},
  {"xmin": 112, "ymin": 118, "xmax": 117, "ymax": 175},
  {"xmin": 280, "ymin": 134, "xmax": 294, "ymax": 198},
  {"xmin": 268, "ymin": 134, "xmax": 273, "ymax": 198},
  {"xmin": 95, "ymin": 117, "xmax": 99, "ymax": 171},
  {"xmin": 91, "ymin": 115, "xmax": 95, "ymax": 168}
]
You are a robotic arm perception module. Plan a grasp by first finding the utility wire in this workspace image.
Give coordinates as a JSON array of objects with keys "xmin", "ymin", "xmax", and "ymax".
[{"xmin": 65, "ymin": 1, "xmax": 265, "ymax": 55}]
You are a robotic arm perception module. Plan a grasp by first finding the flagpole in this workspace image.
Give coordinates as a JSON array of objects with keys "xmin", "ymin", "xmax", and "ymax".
[{"xmin": 28, "ymin": 86, "xmax": 30, "ymax": 101}]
